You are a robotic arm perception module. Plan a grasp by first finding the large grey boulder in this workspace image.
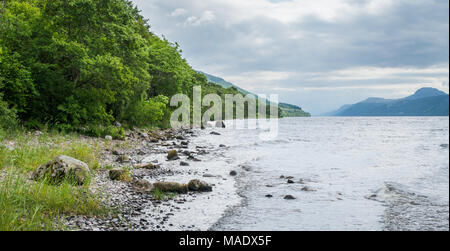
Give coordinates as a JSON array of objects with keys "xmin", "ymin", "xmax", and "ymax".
[{"xmin": 31, "ymin": 155, "xmax": 90, "ymax": 185}]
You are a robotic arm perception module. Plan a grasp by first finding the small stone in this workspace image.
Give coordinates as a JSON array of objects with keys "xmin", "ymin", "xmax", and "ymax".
[
  {"xmin": 134, "ymin": 163, "xmax": 159, "ymax": 170},
  {"xmin": 181, "ymin": 141, "xmax": 189, "ymax": 146},
  {"xmin": 210, "ymin": 131, "xmax": 221, "ymax": 135},
  {"xmin": 229, "ymin": 170, "xmax": 237, "ymax": 176},
  {"xmin": 141, "ymin": 133, "xmax": 149, "ymax": 139},
  {"xmin": 105, "ymin": 135, "xmax": 113, "ymax": 141},
  {"xmin": 203, "ymin": 174, "xmax": 215, "ymax": 178},
  {"xmin": 180, "ymin": 161, "xmax": 190, "ymax": 166},
  {"xmin": 284, "ymin": 195, "xmax": 296, "ymax": 200},
  {"xmin": 112, "ymin": 150, "xmax": 122, "ymax": 156},
  {"xmin": 117, "ymin": 155, "xmax": 131, "ymax": 163},
  {"xmin": 287, "ymin": 179, "xmax": 295, "ymax": 184},
  {"xmin": 219, "ymin": 144, "xmax": 226, "ymax": 148},
  {"xmin": 187, "ymin": 156, "xmax": 201, "ymax": 162},
  {"xmin": 167, "ymin": 150, "xmax": 179, "ymax": 161},
  {"xmin": 265, "ymin": 194, "xmax": 273, "ymax": 198},
  {"xmin": 301, "ymin": 186, "xmax": 315, "ymax": 192}
]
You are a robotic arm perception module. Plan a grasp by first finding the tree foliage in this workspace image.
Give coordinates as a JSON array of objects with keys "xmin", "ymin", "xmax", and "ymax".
[{"xmin": 0, "ymin": 0, "xmax": 207, "ymax": 130}]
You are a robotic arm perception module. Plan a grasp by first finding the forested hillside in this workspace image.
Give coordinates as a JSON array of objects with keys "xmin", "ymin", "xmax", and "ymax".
[
  {"xmin": 0, "ymin": 0, "xmax": 241, "ymax": 133},
  {"xmin": 202, "ymin": 72, "xmax": 311, "ymax": 117}
]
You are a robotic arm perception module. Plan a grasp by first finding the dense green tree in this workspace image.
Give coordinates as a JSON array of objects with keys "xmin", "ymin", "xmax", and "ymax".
[{"xmin": 0, "ymin": 0, "xmax": 209, "ymax": 129}]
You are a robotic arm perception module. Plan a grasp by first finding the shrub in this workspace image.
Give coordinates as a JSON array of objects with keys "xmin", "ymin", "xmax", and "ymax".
[{"xmin": 0, "ymin": 96, "xmax": 18, "ymax": 130}]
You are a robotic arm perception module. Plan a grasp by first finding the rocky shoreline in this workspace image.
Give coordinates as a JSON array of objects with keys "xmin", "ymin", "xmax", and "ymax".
[{"xmin": 63, "ymin": 126, "xmax": 239, "ymax": 231}]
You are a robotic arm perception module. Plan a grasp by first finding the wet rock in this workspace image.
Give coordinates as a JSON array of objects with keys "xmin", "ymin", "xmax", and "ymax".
[
  {"xmin": 105, "ymin": 135, "xmax": 113, "ymax": 141},
  {"xmin": 229, "ymin": 170, "xmax": 238, "ymax": 176},
  {"xmin": 219, "ymin": 144, "xmax": 227, "ymax": 148},
  {"xmin": 240, "ymin": 165, "xmax": 252, "ymax": 172},
  {"xmin": 112, "ymin": 150, "xmax": 122, "ymax": 156},
  {"xmin": 287, "ymin": 179, "xmax": 295, "ymax": 184},
  {"xmin": 197, "ymin": 150, "xmax": 208, "ymax": 155},
  {"xmin": 167, "ymin": 150, "xmax": 180, "ymax": 161},
  {"xmin": 187, "ymin": 179, "xmax": 213, "ymax": 192},
  {"xmin": 134, "ymin": 163, "xmax": 160, "ymax": 170},
  {"xmin": 132, "ymin": 179, "xmax": 153, "ymax": 193},
  {"xmin": 149, "ymin": 137, "xmax": 159, "ymax": 143},
  {"xmin": 301, "ymin": 186, "xmax": 315, "ymax": 192},
  {"xmin": 117, "ymin": 155, "xmax": 131, "ymax": 163},
  {"xmin": 181, "ymin": 141, "xmax": 189, "ymax": 146},
  {"xmin": 210, "ymin": 131, "xmax": 221, "ymax": 136},
  {"xmin": 440, "ymin": 144, "xmax": 449, "ymax": 148},
  {"xmin": 203, "ymin": 174, "xmax": 215, "ymax": 178},
  {"xmin": 265, "ymin": 194, "xmax": 273, "ymax": 198},
  {"xmin": 180, "ymin": 161, "xmax": 190, "ymax": 167},
  {"xmin": 109, "ymin": 168, "xmax": 131, "ymax": 181},
  {"xmin": 153, "ymin": 182, "xmax": 188, "ymax": 194},
  {"xmin": 188, "ymin": 156, "xmax": 201, "ymax": 162},
  {"xmin": 176, "ymin": 135, "xmax": 186, "ymax": 140},
  {"xmin": 284, "ymin": 195, "xmax": 296, "ymax": 200},
  {"xmin": 32, "ymin": 155, "xmax": 90, "ymax": 185}
]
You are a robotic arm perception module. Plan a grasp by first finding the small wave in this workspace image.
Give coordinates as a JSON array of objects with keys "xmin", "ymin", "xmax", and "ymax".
[{"xmin": 367, "ymin": 182, "xmax": 449, "ymax": 231}]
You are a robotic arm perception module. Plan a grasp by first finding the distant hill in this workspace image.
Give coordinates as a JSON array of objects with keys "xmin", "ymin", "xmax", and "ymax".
[
  {"xmin": 327, "ymin": 88, "xmax": 449, "ymax": 116},
  {"xmin": 200, "ymin": 72, "xmax": 311, "ymax": 117}
]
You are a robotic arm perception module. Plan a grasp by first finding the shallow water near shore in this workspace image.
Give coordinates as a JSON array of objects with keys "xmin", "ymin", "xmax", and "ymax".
[{"xmin": 196, "ymin": 117, "xmax": 449, "ymax": 231}]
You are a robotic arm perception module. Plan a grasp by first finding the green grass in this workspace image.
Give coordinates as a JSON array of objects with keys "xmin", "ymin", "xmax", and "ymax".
[
  {"xmin": 152, "ymin": 188, "xmax": 177, "ymax": 201},
  {"xmin": 0, "ymin": 173, "xmax": 108, "ymax": 231},
  {"xmin": 0, "ymin": 129, "xmax": 109, "ymax": 231},
  {"xmin": 0, "ymin": 130, "xmax": 100, "ymax": 173}
]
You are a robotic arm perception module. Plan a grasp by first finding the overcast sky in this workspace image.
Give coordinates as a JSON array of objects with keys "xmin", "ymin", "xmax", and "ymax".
[{"xmin": 131, "ymin": 0, "xmax": 449, "ymax": 115}]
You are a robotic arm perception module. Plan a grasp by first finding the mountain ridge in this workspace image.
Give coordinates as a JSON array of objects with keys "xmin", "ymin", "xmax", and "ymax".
[
  {"xmin": 327, "ymin": 87, "xmax": 449, "ymax": 116},
  {"xmin": 199, "ymin": 72, "xmax": 311, "ymax": 117}
]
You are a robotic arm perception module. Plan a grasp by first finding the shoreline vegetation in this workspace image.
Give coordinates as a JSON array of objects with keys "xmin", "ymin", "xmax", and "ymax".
[
  {"xmin": 0, "ymin": 0, "xmax": 309, "ymax": 230},
  {"xmin": 0, "ymin": 126, "xmax": 233, "ymax": 230}
]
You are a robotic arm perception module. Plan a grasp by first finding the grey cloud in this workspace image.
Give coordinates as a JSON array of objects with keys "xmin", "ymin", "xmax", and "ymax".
[{"xmin": 132, "ymin": 0, "xmax": 449, "ymax": 115}]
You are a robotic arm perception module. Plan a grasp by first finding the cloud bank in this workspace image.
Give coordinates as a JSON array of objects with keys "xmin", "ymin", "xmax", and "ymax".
[{"xmin": 132, "ymin": 0, "xmax": 449, "ymax": 114}]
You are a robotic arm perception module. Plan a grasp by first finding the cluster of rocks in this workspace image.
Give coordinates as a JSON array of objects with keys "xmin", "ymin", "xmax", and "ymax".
[
  {"xmin": 263, "ymin": 175, "xmax": 318, "ymax": 200},
  {"xmin": 36, "ymin": 126, "xmax": 228, "ymax": 231}
]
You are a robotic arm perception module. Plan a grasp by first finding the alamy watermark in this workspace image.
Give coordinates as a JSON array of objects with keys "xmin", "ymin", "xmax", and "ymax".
[{"xmin": 169, "ymin": 86, "xmax": 279, "ymax": 140}]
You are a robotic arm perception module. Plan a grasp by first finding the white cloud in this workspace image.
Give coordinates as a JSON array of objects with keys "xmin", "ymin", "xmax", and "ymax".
[
  {"xmin": 183, "ymin": 10, "xmax": 216, "ymax": 26},
  {"xmin": 170, "ymin": 8, "xmax": 187, "ymax": 17}
]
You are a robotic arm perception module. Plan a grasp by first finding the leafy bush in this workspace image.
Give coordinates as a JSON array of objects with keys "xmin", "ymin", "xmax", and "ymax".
[
  {"xmin": 0, "ymin": 96, "xmax": 18, "ymax": 130},
  {"xmin": 80, "ymin": 125, "xmax": 125, "ymax": 140},
  {"xmin": 125, "ymin": 95, "xmax": 170, "ymax": 127}
]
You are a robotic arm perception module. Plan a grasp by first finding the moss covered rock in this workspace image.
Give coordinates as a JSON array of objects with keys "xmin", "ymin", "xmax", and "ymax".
[
  {"xmin": 167, "ymin": 150, "xmax": 179, "ymax": 161},
  {"xmin": 31, "ymin": 155, "xmax": 90, "ymax": 185},
  {"xmin": 109, "ymin": 168, "xmax": 131, "ymax": 182},
  {"xmin": 187, "ymin": 179, "xmax": 212, "ymax": 192},
  {"xmin": 134, "ymin": 163, "xmax": 159, "ymax": 170},
  {"xmin": 153, "ymin": 182, "xmax": 188, "ymax": 194},
  {"xmin": 132, "ymin": 179, "xmax": 153, "ymax": 193}
]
